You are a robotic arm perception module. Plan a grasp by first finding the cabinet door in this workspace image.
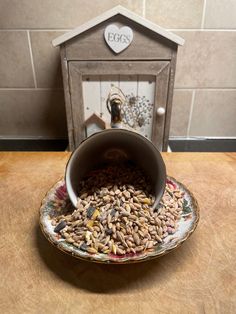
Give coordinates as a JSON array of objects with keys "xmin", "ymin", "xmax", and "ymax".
[{"xmin": 68, "ymin": 61, "xmax": 170, "ymax": 150}]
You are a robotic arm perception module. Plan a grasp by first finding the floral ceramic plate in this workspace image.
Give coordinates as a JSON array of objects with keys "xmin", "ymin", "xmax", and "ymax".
[{"xmin": 39, "ymin": 177, "xmax": 199, "ymax": 264}]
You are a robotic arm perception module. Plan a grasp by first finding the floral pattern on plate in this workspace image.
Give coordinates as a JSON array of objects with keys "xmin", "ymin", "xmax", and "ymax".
[{"xmin": 39, "ymin": 177, "xmax": 199, "ymax": 263}]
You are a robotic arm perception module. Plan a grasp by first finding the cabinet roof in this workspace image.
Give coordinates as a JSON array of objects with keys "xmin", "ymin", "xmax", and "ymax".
[{"xmin": 52, "ymin": 5, "xmax": 184, "ymax": 47}]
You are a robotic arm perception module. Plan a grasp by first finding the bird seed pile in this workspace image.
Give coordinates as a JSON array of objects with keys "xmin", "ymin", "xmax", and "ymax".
[{"xmin": 51, "ymin": 163, "xmax": 184, "ymax": 255}]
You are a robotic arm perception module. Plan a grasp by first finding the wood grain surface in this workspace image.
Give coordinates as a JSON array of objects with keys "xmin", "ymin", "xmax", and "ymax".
[
  {"xmin": 0, "ymin": 152, "xmax": 235, "ymax": 314},
  {"xmin": 65, "ymin": 17, "xmax": 174, "ymax": 61}
]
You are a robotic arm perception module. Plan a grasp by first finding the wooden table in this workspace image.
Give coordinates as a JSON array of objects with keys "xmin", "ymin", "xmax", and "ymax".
[{"xmin": 0, "ymin": 152, "xmax": 235, "ymax": 314}]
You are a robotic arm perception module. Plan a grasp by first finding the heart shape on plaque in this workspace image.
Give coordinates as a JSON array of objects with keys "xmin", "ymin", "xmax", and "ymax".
[{"xmin": 104, "ymin": 24, "xmax": 133, "ymax": 54}]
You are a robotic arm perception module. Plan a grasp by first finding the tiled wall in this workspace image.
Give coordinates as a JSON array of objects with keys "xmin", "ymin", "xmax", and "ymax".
[{"xmin": 0, "ymin": 0, "xmax": 236, "ymax": 139}]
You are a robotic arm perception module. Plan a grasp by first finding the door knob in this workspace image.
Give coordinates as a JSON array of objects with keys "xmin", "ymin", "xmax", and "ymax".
[{"xmin": 157, "ymin": 107, "xmax": 165, "ymax": 116}]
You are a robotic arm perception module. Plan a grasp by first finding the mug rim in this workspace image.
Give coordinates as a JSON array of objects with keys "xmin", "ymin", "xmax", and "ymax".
[{"xmin": 65, "ymin": 129, "xmax": 166, "ymax": 208}]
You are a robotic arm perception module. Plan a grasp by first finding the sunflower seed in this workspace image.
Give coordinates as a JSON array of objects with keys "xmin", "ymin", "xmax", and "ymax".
[
  {"xmin": 133, "ymin": 233, "xmax": 141, "ymax": 246},
  {"xmin": 54, "ymin": 220, "xmax": 67, "ymax": 233}
]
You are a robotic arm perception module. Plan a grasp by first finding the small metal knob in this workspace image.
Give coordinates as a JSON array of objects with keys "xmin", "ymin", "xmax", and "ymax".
[{"xmin": 157, "ymin": 107, "xmax": 165, "ymax": 116}]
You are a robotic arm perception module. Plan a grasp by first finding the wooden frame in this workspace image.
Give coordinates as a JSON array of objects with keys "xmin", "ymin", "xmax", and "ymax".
[{"xmin": 68, "ymin": 61, "xmax": 170, "ymax": 150}]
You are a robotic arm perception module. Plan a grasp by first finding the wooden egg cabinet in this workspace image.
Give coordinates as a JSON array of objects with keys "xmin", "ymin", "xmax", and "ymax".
[{"xmin": 53, "ymin": 6, "xmax": 184, "ymax": 151}]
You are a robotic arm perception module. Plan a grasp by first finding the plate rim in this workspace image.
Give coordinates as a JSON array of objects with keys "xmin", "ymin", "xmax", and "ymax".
[{"xmin": 39, "ymin": 176, "xmax": 200, "ymax": 264}]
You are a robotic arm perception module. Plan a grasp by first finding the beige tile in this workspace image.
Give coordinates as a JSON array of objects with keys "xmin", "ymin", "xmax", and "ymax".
[
  {"xmin": 30, "ymin": 31, "xmax": 63, "ymax": 88},
  {"xmin": 0, "ymin": 90, "xmax": 67, "ymax": 138},
  {"xmin": 189, "ymin": 90, "xmax": 236, "ymax": 137},
  {"xmin": 175, "ymin": 31, "xmax": 236, "ymax": 88},
  {"xmin": 146, "ymin": 0, "xmax": 204, "ymax": 29},
  {"xmin": 204, "ymin": 0, "xmax": 236, "ymax": 29},
  {"xmin": 0, "ymin": 31, "xmax": 34, "ymax": 88},
  {"xmin": 170, "ymin": 90, "xmax": 192, "ymax": 136},
  {"xmin": 0, "ymin": 0, "xmax": 142, "ymax": 29}
]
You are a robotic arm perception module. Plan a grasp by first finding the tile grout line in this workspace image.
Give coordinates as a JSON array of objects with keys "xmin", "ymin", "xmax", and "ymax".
[
  {"xmin": 142, "ymin": 0, "xmax": 146, "ymax": 18},
  {"xmin": 168, "ymin": 29, "xmax": 236, "ymax": 31},
  {"xmin": 201, "ymin": 0, "xmax": 207, "ymax": 29},
  {"xmin": 170, "ymin": 136, "xmax": 236, "ymax": 139},
  {"xmin": 28, "ymin": 29, "xmax": 72, "ymax": 32},
  {"xmin": 0, "ymin": 88, "xmax": 63, "ymax": 91},
  {"xmin": 0, "ymin": 136, "xmax": 68, "ymax": 140},
  {"xmin": 1, "ymin": 87, "xmax": 235, "ymax": 91},
  {"xmin": 0, "ymin": 29, "xmax": 72, "ymax": 31},
  {"xmin": 1, "ymin": 29, "xmax": 236, "ymax": 32},
  {"xmin": 0, "ymin": 28, "xmax": 236, "ymax": 32},
  {"xmin": 27, "ymin": 30, "xmax": 37, "ymax": 88},
  {"xmin": 187, "ymin": 90, "xmax": 196, "ymax": 137},
  {"xmin": 175, "ymin": 88, "xmax": 236, "ymax": 91},
  {"xmin": 1, "ymin": 28, "xmax": 236, "ymax": 32}
]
